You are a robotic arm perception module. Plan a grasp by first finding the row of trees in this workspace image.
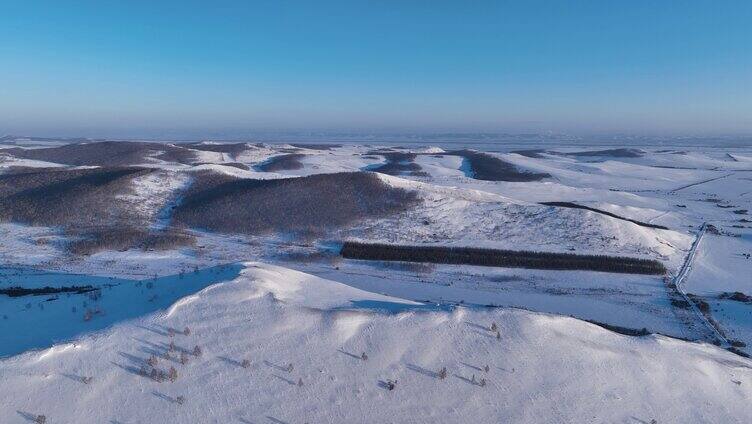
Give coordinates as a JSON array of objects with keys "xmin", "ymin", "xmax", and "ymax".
[{"xmin": 341, "ymin": 242, "xmax": 667, "ymax": 275}]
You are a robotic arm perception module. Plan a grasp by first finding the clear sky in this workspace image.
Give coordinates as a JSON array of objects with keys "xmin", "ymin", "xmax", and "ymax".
[{"xmin": 0, "ymin": 0, "xmax": 750, "ymax": 138}]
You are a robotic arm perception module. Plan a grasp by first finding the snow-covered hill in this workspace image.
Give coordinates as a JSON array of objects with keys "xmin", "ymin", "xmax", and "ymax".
[{"xmin": 2, "ymin": 263, "xmax": 750, "ymax": 423}]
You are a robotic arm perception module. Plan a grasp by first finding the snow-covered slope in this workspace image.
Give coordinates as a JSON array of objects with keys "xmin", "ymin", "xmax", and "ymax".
[{"xmin": 2, "ymin": 263, "xmax": 750, "ymax": 423}]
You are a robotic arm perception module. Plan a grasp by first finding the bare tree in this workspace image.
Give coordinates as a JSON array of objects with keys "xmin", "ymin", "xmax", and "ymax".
[
  {"xmin": 193, "ymin": 345, "xmax": 202, "ymax": 357},
  {"xmin": 438, "ymin": 367, "xmax": 447, "ymax": 380},
  {"xmin": 241, "ymin": 359, "xmax": 251, "ymax": 368},
  {"xmin": 176, "ymin": 395, "xmax": 185, "ymax": 405},
  {"xmin": 490, "ymin": 322, "xmax": 498, "ymax": 332},
  {"xmin": 147, "ymin": 355, "xmax": 158, "ymax": 367},
  {"xmin": 183, "ymin": 327, "xmax": 191, "ymax": 336},
  {"xmin": 360, "ymin": 352, "xmax": 368, "ymax": 361},
  {"xmin": 35, "ymin": 415, "xmax": 46, "ymax": 424},
  {"xmin": 180, "ymin": 352, "xmax": 189, "ymax": 365}
]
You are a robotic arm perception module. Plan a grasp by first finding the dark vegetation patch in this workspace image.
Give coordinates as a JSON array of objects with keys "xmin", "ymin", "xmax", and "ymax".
[
  {"xmin": 540, "ymin": 202, "xmax": 669, "ymax": 230},
  {"xmin": 184, "ymin": 142, "xmax": 253, "ymax": 158},
  {"xmin": 584, "ymin": 320, "xmax": 650, "ymax": 336},
  {"xmin": 289, "ymin": 143, "xmax": 342, "ymax": 150},
  {"xmin": 687, "ymin": 294, "xmax": 711, "ymax": 313},
  {"xmin": 173, "ymin": 171, "xmax": 418, "ymax": 236},
  {"xmin": 720, "ymin": 291, "xmax": 752, "ymax": 303},
  {"xmin": 565, "ymin": 148, "xmax": 645, "ymax": 158},
  {"xmin": 0, "ymin": 166, "xmax": 195, "ymax": 255},
  {"xmin": 0, "ymin": 285, "xmax": 96, "ymax": 297},
  {"xmin": 511, "ymin": 149, "xmax": 547, "ymax": 158},
  {"xmin": 366, "ymin": 151, "xmax": 428, "ymax": 177},
  {"xmin": 728, "ymin": 347, "xmax": 750, "ymax": 358},
  {"xmin": 193, "ymin": 162, "xmax": 250, "ymax": 171},
  {"xmin": 4, "ymin": 141, "xmax": 197, "ymax": 166},
  {"xmin": 340, "ymin": 242, "xmax": 666, "ymax": 275},
  {"xmin": 0, "ymin": 166, "xmax": 151, "ymax": 227},
  {"xmin": 67, "ymin": 227, "xmax": 195, "ymax": 256},
  {"xmin": 670, "ymin": 298, "xmax": 692, "ymax": 309},
  {"xmin": 255, "ymin": 154, "xmax": 306, "ymax": 172},
  {"xmin": 447, "ymin": 150, "xmax": 550, "ymax": 182}
]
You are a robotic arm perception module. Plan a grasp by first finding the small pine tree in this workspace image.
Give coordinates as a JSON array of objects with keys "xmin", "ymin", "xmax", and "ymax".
[
  {"xmin": 168, "ymin": 366, "xmax": 178, "ymax": 382},
  {"xmin": 82, "ymin": 376, "xmax": 93, "ymax": 384},
  {"xmin": 496, "ymin": 330, "xmax": 501, "ymax": 340},
  {"xmin": 241, "ymin": 359, "xmax": 251, "ymax": 368},
  {"xmin": 438, "ymin": 367, "xmax": 447, "ymax": 380},
  {"xmin": 184, "ymin": 327, "xmax": 191, "ymax": 336},
  {"xmin": 176, "ymin": 395, "xmax": 185, "ymax": 405},
  {"xmin": 193, "ymin": 345, "xmax": 202, "ymax": 357},
  {"xmin": 35, "ymin": 415, "xmax": 46, "ymax": 424},
  {"xmin": 484, "ymin": 364, "xmax": 490, "ymax": 373},
  {"xmin": 479, "ymin": 378, "xmax": 486, "ymax": 387},
  {"xmin": 168, "ymin": 328, "xmax": 175, "ymax": 337},
  {"xmin": 286, "ymin": 363, "xmax": 294, "ymax": 372},
  {"xmin": 361, "ymin": 352, "xmax": 368, "ymax": 361},
  {"xmin": 490, "ymin": 322, "xmax": 498, "ymax": 332},
  {"xmin": 169, "ymin": 341, "xmax": 176, "ymax": 352},
  {"xmin": 147, "ymin": 355, "xmax": 158, "ymax": 367},
  {"xmin": 180, "ymin": 352, "xmax": 189, "ymax": 365},
  {"xmin": 297, "ymin": 378, "xmax": 304, "ymax": 387},
  {"xmin": 471, "ymin": 374, "xmax": 476, "ymax": 384}
]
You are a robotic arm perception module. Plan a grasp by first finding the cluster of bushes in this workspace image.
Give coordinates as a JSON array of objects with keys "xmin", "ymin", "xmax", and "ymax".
[
  {"xmin": 4, "ymin": 141, "xmax": 197, "ymax": 166},
  {"xmin": 446, "ymin": 150, "xmax": 550, "ymax": 182},
  {"xmin": 255, "ymin": 154, "xmax": 306, "ymax": 171},
  {"xmin": 340, "ymin": 242, "xmax": 667, "ymax": 275},
  {"xmin": 540, "ymin": 202, "xmax": 669, "ymax": 230},
  {"xmin": 173, "ymin": 171, "xmax": 418, "ymax": 236},
  {"xmin": 720, "ymin": 291, "xmax": 752, "ymax": 303},
  {"xmin": 0, "ymin": 285, "xmax": 96, "ymax": 297}
]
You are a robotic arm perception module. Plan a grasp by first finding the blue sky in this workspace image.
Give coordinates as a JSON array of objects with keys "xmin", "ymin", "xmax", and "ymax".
[{"xmin": 0, "ymin": 0, "xmax": 750, "ymax": 137}]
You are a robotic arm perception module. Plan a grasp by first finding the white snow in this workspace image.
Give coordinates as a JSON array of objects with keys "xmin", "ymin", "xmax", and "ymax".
[{"xmin": 2, "ymin": 262, "xmax": 750, "ymax": 423}]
